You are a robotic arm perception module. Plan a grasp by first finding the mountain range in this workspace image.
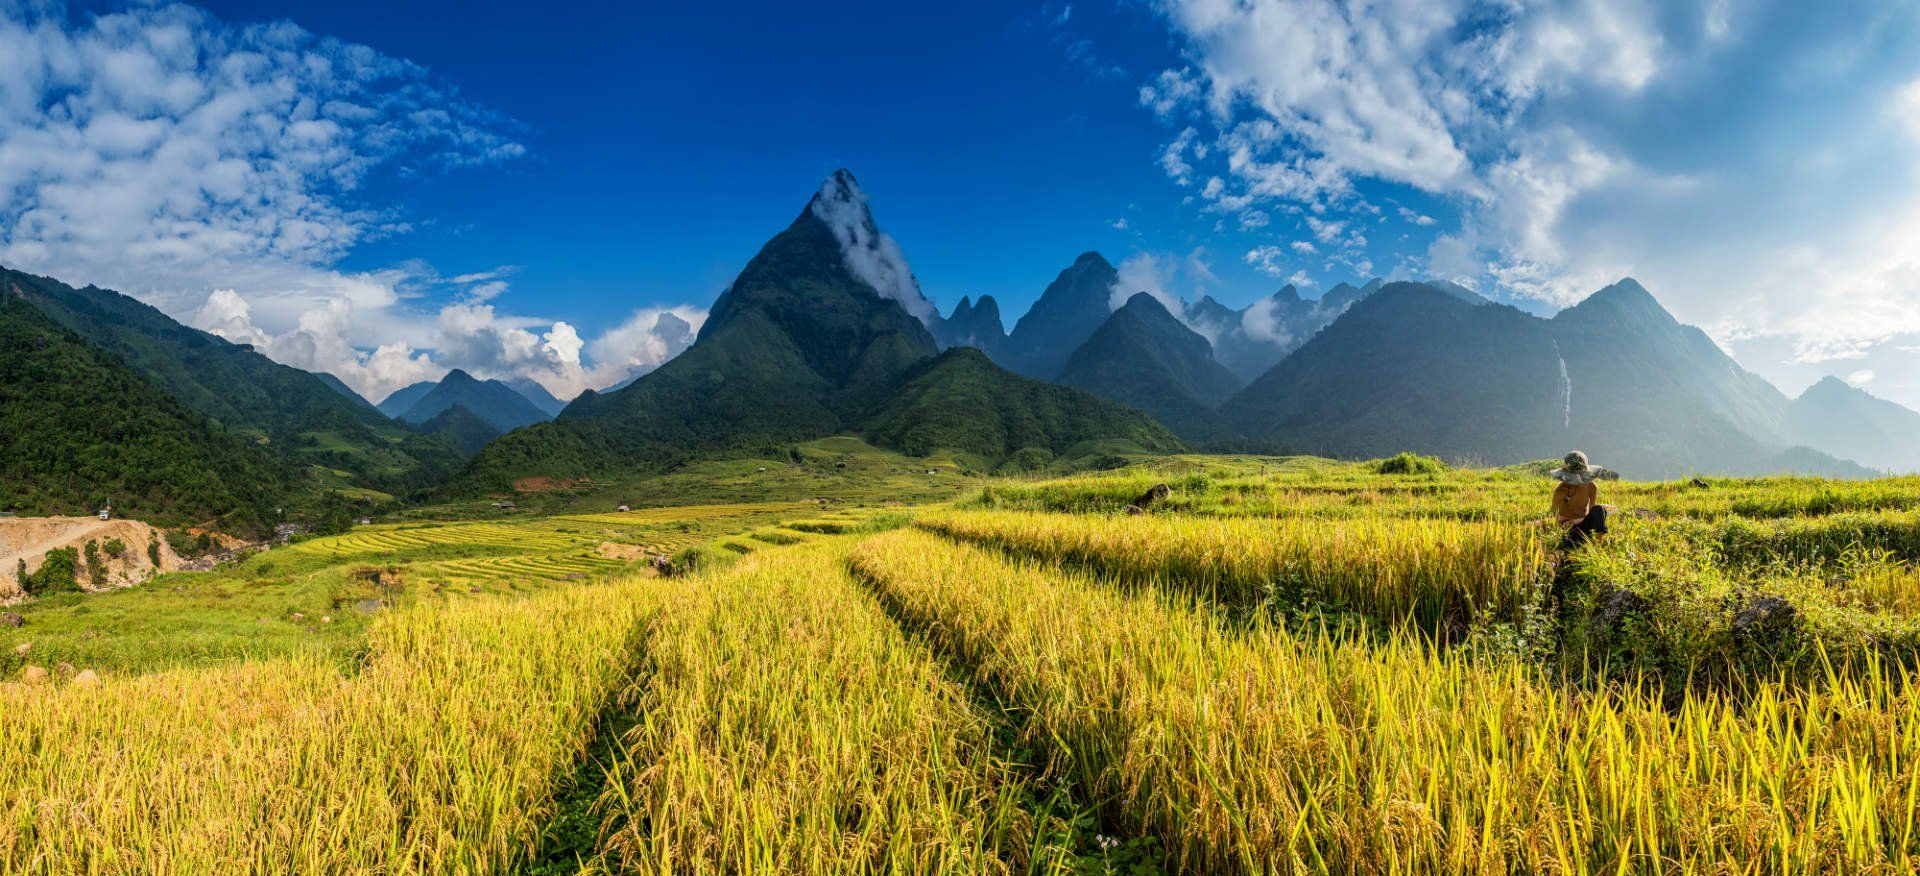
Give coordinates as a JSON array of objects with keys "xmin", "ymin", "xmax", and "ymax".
[
  {"xmin": 1, "ymin": 168, "xmax": 1913, "ymax": 526},
  {"xmin": 452, "ymin": 170, "xmax": 1177, "ymax": 493}
]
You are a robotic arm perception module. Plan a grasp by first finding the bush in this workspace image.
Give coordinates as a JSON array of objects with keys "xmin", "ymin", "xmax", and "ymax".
[
  {"xmin": 147, "ymin": 540, "xmax": 161, "ymax": 566},
  {"xmin": 24, "ymin": 547, "xmax": 79, "ymax": 595},
  {"xmin": 102, "ymin": 538, "xmax": 126, "ymax": 558},
  {"xmin": 83, "ymin": 540, "xmax": 106, "ymax": 589},
  {"xmin": 1377, "ymin": 452, "xmax": 1448, "ymax": 475}
]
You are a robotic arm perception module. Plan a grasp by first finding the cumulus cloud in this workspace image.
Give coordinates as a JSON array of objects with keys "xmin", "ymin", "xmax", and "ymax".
[
  {"xmin": 1244, "ymin": 245, "xmax": 1288, "ymax": 277},
  {"xmin": 1141, "ymin": 0, "xmax": 1920, "ymax": 409},
  {"xmin": 0, "ymin": 2, "xmax": 716, "ymax": 401}
]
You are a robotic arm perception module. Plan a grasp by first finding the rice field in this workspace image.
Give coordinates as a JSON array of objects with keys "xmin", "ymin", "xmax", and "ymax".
[{"xmin": 6, "ymin": 459, "xmax": 1920, "ymax": 872}]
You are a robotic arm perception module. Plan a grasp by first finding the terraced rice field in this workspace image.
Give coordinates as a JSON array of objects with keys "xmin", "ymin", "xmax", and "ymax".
[{"xmin": 8, "ymin": 461, "xmax": 1920, "ymax": 873}]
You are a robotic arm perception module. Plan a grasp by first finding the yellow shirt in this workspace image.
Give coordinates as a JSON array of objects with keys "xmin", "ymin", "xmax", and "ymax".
[{"xmin": 1552, "ymin": 482, "xmax": 1597, "ymax": 526}]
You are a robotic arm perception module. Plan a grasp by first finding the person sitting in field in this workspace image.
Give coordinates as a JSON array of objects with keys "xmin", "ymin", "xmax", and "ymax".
[{"xmin": 1550, "ymin": 451, "xmax": 1611, "ymax": 548}]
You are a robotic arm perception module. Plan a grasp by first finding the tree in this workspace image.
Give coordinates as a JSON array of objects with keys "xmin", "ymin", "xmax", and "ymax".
[
  {"xmin": 25, "ymin": 547, "xmax": 78, "ymax": 595},
  {"xmin": 83, "ymin": 540, "xmax": 106, "ymax": 589}
]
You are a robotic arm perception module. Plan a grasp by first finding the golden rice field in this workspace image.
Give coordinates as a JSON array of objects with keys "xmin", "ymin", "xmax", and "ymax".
[{"xmin": 6, "ymin": 457, "xmax": 1920, "ymax": 873}]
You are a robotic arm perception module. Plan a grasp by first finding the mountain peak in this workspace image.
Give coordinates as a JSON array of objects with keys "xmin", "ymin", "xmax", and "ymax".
[
  {"xmin": 1073, "ymin": 251, "xmax": 1112, "ymax": 269},
  {"xmin": 1272, "ymin": 284, "xmax": 1302, "ymax": 305},
  {"xmin": 804, "ymin": 169, "xmax": 937, "ymax": 325},
  {"xmin": 1556, "ymin": 277, "xmax": 1677, "ymax": 327}
]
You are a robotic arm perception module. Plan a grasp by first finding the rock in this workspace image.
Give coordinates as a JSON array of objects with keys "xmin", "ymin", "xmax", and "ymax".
[
  {"xmin": 1589, "ymin": 588, "xmax": 1649, "ymax": 641},
  {"xmin": 290, "ymin": 612, "xmax": 305, "ymax": 622},
  {"xmin": 353, "ymin": 599, "xmax": 384, "ymax": 614},
  {"xmin": 1732, "ymin": 595, "xmax": 1797, "ymax": 643},
  {"xmin": 1122, "ymin": 504, "xmax": 1144, "ymax": 516},
  {"xmin": 20, "ymin": 665, "xmax": 48, "ymax": 685},
  {"xmin": 0, "ymin": 612, "xmax": 22, "ymax": 628},
  {"xmin": 319, "ymin": 615, "xmax": 333, "ymax": 624},
  {"xmin": 1625, "ymin": 508, "xmax": 1660, "ymax": 521},
  {"xmin": 1689, "ymin": 477, "xmax": 1711, "ymax": 489},
  {"xmin": 71, "ymin": 669, "xmax": 99, "ymax": 687},
  {"xmin": 53, "ymin": 661, "xmax": 74, "ymax": 677},
  {"xmin": 12, "ymin": 642, "xmax": 28, "ymax": 656},
  {"xmin": 1127, "ymin": 483, "xmax": 1171, "ymax": 513}
]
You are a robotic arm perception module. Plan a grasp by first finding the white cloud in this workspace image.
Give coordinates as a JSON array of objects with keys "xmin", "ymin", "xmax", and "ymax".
[
  {"xmin": 1244, "ymin": 245, "xmax": 1288, "ymax": 277},
  {"xmin": 1290, "ymin": 240, "xmax": 1317, "ymax": 255},
  {"xmin": 808, "ymin": 170, "xmax": 937, "ymax": 325},
  {"xmin": 1846, "ymin": 369, "xmax": 1875, "ymax": 387},
  {"xmin": 0, "ymin": 2, "xmax": 719, "ymax": 403}
]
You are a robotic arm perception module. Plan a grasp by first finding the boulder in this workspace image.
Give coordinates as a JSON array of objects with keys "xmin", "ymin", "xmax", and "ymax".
[
  {"xmin": 71, "ymin": 669, "xmax": 99, "ymax": 687},
  {"xmin": 20, "ymin": 665, "xmax": 48, "ymax": 685},
  {"xmin": 1732, "ymin": 595, "xmax": 1797, "ymax": 644},
  {"xmin": 12, "ymin": 642, "xmax": 28, "ymax": 656},
  {"xmin": 1127, "ymin": 483, "xmax": 1172, "ymax": 513},
  {"xmin": 52, "ymin": 661, "xmax": 74, "ymax": 678},
  {"xmin": 1589, "ymin": 588, "xmax": 1649, "ymax": 642},
  {"xmin": 0, "ymin": 612, "xmax": 22, "ymax": 628}
]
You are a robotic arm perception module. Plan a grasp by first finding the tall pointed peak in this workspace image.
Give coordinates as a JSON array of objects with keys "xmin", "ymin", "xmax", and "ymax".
[
  {"xmin": 803, "ymin": 169, "xmax": 937, "ymax": 325},
  {"xmin": 972, "ymin": 294, "xmax": 1003, "ymax": 321},
  {"xmin": 442, "ymin": 368, "xmax": 478, "ymax": 385},
  {"xmin": 949, "ymin": 296, "xmax": 974, "ymax": 320},
  {"xmin": 1073, "ymin": 251, "xmax": 1113, "ymax": 270},
  {"xmin": 1271, "ymin": 284, "xmax": 1302, "ymax": 304}
]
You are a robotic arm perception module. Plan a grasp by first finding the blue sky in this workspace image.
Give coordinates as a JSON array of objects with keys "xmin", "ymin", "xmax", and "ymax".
[{"xmin": 4, "ymin": 0, "xmax": 1920, "ymax": 409}]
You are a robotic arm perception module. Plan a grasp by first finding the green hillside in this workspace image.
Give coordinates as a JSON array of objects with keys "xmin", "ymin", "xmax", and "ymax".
[
  {"xmin": 863, "ymin": 348, "xmax": 1184, "ymax": 472},
  {"xmin": 0, "ymin": 288, "xmax": 283, "ymax": 528},
  {"xmin": 411, "ymin": 404, "xmax": 503, "ymax": 457},
  {"xmin": 6, "ymin": 267, "xmax": 462, "ymax": 496},
  {"xmin": 1056, "ymin": 292, "xmax": 1243, "ymax": 443}
]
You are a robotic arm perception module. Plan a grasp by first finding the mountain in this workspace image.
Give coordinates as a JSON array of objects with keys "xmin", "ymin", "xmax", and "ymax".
[
  {"xmin": 863, "ymin": 348, "xmax": 1183, "ymax": 471},
  {"xmin": 1056, "ymin": 293, "xmax": 1243, "ymax": 443},
  {"xmin": 1187, "ymin": 279, "xmax": 1409, "ymax": 383},
  {"xmin": 378, "ymin": 381, "xmax": 437, "ymax": 419},
  {"xmin": 1223, "ymin": 281, "xmax": 1868, "ymax": 479},
  {"xmin": 1002, "ymin": 252, "xmax": 1121, "ymax": 379},
  {"xmin": 6, "ymin": 267, "xmax": 461, "ymax": 496},
  {"xmin": 314, "ymin": 372, "xmax": 377, "ymax": 411},
  {"xmin": 409, "ymin": 405, "xmax": 502, "ymax": 457},
  {"xmin": 0, "ymin": 283, "xmax": 282, "ymax": 527},
  {"xmin": 504, "ymin": 377, "xmax": 568, "ymax": 417},
  {"xmin": 453, "ymin": 170, "xmax": 945, "ymax": 489},
  {"xmin": 394, "ymin": 369, "xmax": 551, "ymax": 434},
  {"xmin": 1785, "ymin": 377, "xmax": 1920, "ymax": 473},
  {"xmin": 934, "ymin": 294, "xmax": 1008, "ymax": 358}
]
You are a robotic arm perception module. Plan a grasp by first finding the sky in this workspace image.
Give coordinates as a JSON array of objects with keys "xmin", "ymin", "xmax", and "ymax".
[{"xmin": 3, "ymin": 0, "xmax": 1920, "ymax": 410}]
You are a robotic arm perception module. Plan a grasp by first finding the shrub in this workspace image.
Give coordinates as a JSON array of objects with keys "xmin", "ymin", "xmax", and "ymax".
[
  {"xmin": 83, "ymin": 540, "xmax": 106, "ymax": 589},
  {"xmin": 1377, "ymin": 452, "xmax": 1448, "ymax": 475},
  {"xmin": 147, "ymin": 540, "xmax": 161, "ymax": 566},
  {"xmin": 102, "ymin": 537, "xmax": 126, "ymax": 558},
  {"xmin": 25, "ymin": 547, "xmax": 79, "ymax": 595}
]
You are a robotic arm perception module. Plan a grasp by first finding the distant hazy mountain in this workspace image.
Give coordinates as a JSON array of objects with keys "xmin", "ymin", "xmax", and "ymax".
[
  {"xmin": 314, "ymin": 372, "xmax": 377, "ymax": 411},
  {"xmin": 453, "ymin": 171, "xmax": 1176, "ymax": 491},
  {"xmin": 504, "ymin": 377, "xmax": 568, "ymax": 417},
  {"xmin": 1189, "ymin": 278, "xmax": 1408, "ymax": 383},
  {"xmin": 377, "ymin": 381, "xmax": 436, "ymax": 419},
  {"xmin": 410, "ymin": 404, "xmax": 502, "ymax": 457},
  {"xmin": 934, "ymin": 294, "xmax": 1009, "ymax": 358},
  {"xmin": 1002, "ymin": 252, "xmax": 1121, "ymax": 379},
  {"xmin": 0, "ymin": 280, "xmax": 283, "ymax": 524},
  {"xmin": 6, "ymin": 266, "xmax": 461, "ymax": 496},
  {"xmin": 1785, "ymin": 377, "xmax": 1920, "ymax": 473},
  {"xmin": 863, "ymin": 348, "xmax": 1182, "ymax": 470},
  {"xmin": 1056, "ymin": 293, "xmax": 1243, "ymax": 443},
  {"xmin": 1224, "ymin": 281, "xmax": 1869, "ymax": 479},
  {"xmin": 393, "ymin": 369, "xmax": 551, "ymax": 434}
]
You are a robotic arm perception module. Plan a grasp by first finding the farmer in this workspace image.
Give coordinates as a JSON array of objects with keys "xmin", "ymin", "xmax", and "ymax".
[{"xmin": 1549, "ymin": 451, "xmax": 1611, "ymax": 548}]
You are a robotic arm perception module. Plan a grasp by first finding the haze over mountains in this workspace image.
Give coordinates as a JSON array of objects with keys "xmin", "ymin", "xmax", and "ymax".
[{"xmin": 2, "ymin": 168, "xmax": 1915, "ymax": 526}]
